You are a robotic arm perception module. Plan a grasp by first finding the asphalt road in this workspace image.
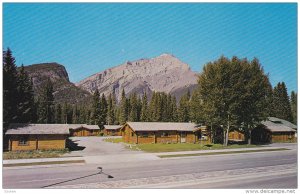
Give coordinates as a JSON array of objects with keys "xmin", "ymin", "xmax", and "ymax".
[{"xmin": 3, "ymin": 145, "xmax": 297, "ymax": 189}]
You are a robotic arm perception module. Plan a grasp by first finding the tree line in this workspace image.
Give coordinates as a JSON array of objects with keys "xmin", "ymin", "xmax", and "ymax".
[{"xmin": 3, "ymin": 48, "xmax": 297, "ymax": 145}]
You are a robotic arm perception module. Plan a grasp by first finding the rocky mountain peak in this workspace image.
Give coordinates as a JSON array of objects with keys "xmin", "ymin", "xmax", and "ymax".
[
  {"xmin": 76, "ymin": 54, "xmax": 198, "ymax": 101},
  {"xmin": 22, "ymin": 62, "xmax": 91, "ymax": 104}
]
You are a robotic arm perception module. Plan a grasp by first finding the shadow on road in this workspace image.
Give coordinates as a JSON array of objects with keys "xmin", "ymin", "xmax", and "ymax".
[
  {"xmin": 66, "ymin": 139, "xmax": 86, "ymax": 151},
  {"xmin": 42, "ymin": 169, "xmax": 114, "ymax": 188}
]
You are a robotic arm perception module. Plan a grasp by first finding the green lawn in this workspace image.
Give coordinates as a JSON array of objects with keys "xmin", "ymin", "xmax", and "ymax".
[
  {"xmin": 103, "ymin": 137, "xmax": 261, "ymax": 152},
  {"xmin": 134, "ymin": 143, "xmax": 260, "ymax": 153},
  {"xmin": 3, "ymin": 149, "xmax": 69, "ymax": 160},
  {"xmin": 158, "ymin": 148, "xmax": 289, "ymax": 158}
]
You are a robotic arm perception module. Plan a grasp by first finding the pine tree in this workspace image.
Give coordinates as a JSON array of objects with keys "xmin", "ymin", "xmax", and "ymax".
[
  {"xmin": 178, "ymin": 91, "xmax": 190, "ymax": 122},
  {"xmin": 3, "ymin": 48, "xmax": 19, "ymax": 126},
  {"xmin": 107, "ymin": 94, "xmax": 115, "ymax": 125},
  {"xmin": 128, "ymin": 93, "xmax": 138, "ymax": 121},
  {"xmin": 37, "ymin": 78, "xmax": 55, "ymax": 123},
  {"xmin": 148, "ymin": 91, "xmax": 156, "ymax": 121},
  {"xmin": 99, "ymin": 94, "xmax": 108, "ymax": 128},
  {"xmin": 54, "ymin": 104, "xmax": 62, "ymax": 123},
  {"xmin": 190, "ymin": 89, "xmax": 204, "ymax": 123},
  {"xmin": 271, "ymin": 82, "xmax": 293, "ymax": 122},
  {"xmin": 171, "ymin": 96, "xmax": 178, "ymax": 122},
  {"xmin": 16, "ymin": 65, "xmax": 35, "ymax": 123},
  {"xmin": 136, "ymin": 96, "xmax": 142, "ymax": 121},
  {"xmin": 290, "ymin": 91, "xmax": 297, "ymax": 124},
  {"xmin": 61, "ymin": 103, "xmax": 68, "ymax": 124},
  {"xmin": 161, "ymin": 93, "xmax": 169, "ymax": 122},
  {"xmin": 112, "ymin": 94, "xmax": 118, "ymax": 124},
  {"xmin": 118, "ymin": 89, "xmax": 128, "ymax": 124},
  {"xmin": 72, "ymin": 104, "xmax": 78, "ymax": 124},
  {"xmin": 140, "ymin": 91, "xmax": 148, "ymax": 121},
  {"xmin": 91, "ymin": 89, "xmax": 101, "ymax": 125}
]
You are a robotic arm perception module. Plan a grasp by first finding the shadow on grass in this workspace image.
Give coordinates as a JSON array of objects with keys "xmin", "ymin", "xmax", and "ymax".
[{"xmin": 66, "ymin": 139, "xmax": 86, "ymax": 151}]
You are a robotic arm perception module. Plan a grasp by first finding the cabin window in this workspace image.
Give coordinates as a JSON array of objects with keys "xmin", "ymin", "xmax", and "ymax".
[
  {"xmin": 141, "ymin": 132, "xmax": 149, "ymax": 138},
  {"xmin": 161, "ymin": 132, "xmax": 169, "ymax": 137},
  {"xmin": 18, "ymin": 136, "xmax": 29, "ymax": 146},
  {"xmin": 131, "ymin": 132, "xmax": 134, "ymax": 137},
  {"xmin": 201, "ymin": 132, "xmax": 208, "ymax": 140}
]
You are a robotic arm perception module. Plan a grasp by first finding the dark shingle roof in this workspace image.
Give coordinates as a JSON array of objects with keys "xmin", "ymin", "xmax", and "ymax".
[
  {"xmin": 261, "ymin": 120, "xmax": 296, "ymax": 133},
  {"xmin": 267, "ymin": 117, "xmax": 297, "ymax": 129}
]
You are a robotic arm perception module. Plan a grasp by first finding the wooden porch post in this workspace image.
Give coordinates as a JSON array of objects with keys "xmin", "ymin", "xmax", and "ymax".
[
  {"xmin": 36, "ymin": 135, "xmax": 38, "ymax": 150},
  {"xmin": 8, "ymin": 137, "xmax": 11, "ymax": 151}
]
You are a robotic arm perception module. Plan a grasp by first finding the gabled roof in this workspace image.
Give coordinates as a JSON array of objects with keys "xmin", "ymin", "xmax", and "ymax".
[
  {"xmin": 267, "ymin": 117, "xmax": 297, "ymax": 129},
  {"xmin": 104, "ymin": 125, "xmax": 122, "ymax": 130},
  {"xmin": 125, "ymin": 122, "xmax": 199, "ymax": 132},
  {"xmin": 6, "ymin": 124, "xmax": 70, "ymax": 135},
  {"xmin": 68, "ymin": 124, "xmax": 100, "ymax": 130},
  {"xmin": 261, "ymin": 121, "xmax": 296, "ymax": 133}
]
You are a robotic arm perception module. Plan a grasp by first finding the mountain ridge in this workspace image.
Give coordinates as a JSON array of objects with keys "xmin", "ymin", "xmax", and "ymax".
[
  {"xmin": 21, "ymin": 62, "xmax": 91, "ymax": 104},
  {"xmin": 76, "ymin": 53, "xmax": 198, "ymax": 101}
]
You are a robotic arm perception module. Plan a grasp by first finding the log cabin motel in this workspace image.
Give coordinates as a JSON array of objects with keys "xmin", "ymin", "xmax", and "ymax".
[
  {"xmin": 103, "ymin": 125, "xmax": 122, "ymax": 136},
  {"xmin": 5, "ymin": 123, "xmax": 100, "ymax": 151},
  {"xmin": 120, "ymin": 122, "xmax": 210, "ymax": 144},
  {"xmin": 4, "ymin": 117, "xmax": 296, "ymax": 151}
]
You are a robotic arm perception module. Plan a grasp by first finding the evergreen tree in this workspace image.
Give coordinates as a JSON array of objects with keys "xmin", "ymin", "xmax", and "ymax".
[
  {"xmin": 99, "ymin": 93, "xmax": 108, "ymax": 128},
  {"xmin": 148, "ymin": 91, "xmax": 156, "ymax": 121},
  {"xmin": 16, "ymin": 65, "xmax": 35, "ymax": 123},
  {"xmin": 61, "ymin": 103, "xmax": 68, "ymax": 124},
  {"xmin": 290, "ymin": 91, "xmax": 297, "ymax": 124},
  {"xmin": 119, "ymin": 89, "xmax": 128, "ymax": 124},
  {"xmin": 54, "ymin": 104, "xmax": 62, "ymax": 123},
  {"xmin": 128, "ymin": 93, "xmax": 138, "ymax": 121},
  {"xmin": 37, "ymin": 78, "xmax": 55, "ymax": 123},
  {"xmin": 136, "ymin": 96, "xmax": 142, "ymax": 121},
  {"xmin": 140, "ymin": 92, "xmax": 148, "ymax": 121},
  {"xmin": 112, "ymin": 94, "xmax": 118, "ymax": 124},
  {"xmin": 72, "ymin": 104, "xmax": 78, "ymax": 124},
  {"xmin": 107, "ymin": 94, "xmax": 115, "ymax": 125},
  {"xmin": 178, "ymin": 91, "xmax": 190, "ymax": 122},
  {"xmin": 161, "ymin": 93, "xmax": 169, "ymax": 122},
  {"xmin": 271, "ymin": 82, "xmax": 293, "ymax": 122},
  {"xmin": 3, "ymin": 48, "xmax": 18, "ymax": 126},
  {"xmin": 190, "ymin": 89, "xmax": 204, "ymax": 123},
  {"xmin": 171, "ymin": 96, "xmax": 178, "ymax": 122},
  {"xmin": 91, "ymin": 89, "xmax": 101, "ymax": 125}
]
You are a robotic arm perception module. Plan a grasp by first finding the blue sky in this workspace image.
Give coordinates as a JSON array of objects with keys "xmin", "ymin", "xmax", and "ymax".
[{"xmin": 3, "ymin": 3, "xmax": 297, "ymax": 93}]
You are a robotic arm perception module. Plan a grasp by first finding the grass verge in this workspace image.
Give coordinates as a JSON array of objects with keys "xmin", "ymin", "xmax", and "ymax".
[
  {"xmin": 3, "ymin": 149, "xmax": 69, "ymax": 160},
  {"xmin": 3, "ymin": 160, "xmax": 85, "ymax": 167},
  {"xmin": 134, "ymin": 143, "xmax": 260, "ymax": 153},
  {"xmin": 158, "ymin": 148, "xmax": 289, "ymax": 158},
  {"xmin": 103, "ymin": 138, "xmax": 123, "ymax": 143}
]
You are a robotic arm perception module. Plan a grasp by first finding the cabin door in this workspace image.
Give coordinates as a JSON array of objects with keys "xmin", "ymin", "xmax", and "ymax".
[{"xmin": 180, "ymin": 132, "xmax": 186, "ymax": 143}]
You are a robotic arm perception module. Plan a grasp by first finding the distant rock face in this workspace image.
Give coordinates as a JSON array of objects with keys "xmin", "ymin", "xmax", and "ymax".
[
  {"xmin": 22, "ymin": 63, "xmax": 91, "ymax": 104},
  {"xmin": 23, "ymin": 63, "xmax": 70, "ymax": 87},
  {"xmin": 76, "ymin": 54, "xmax": 198, "ymax": 101}
]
